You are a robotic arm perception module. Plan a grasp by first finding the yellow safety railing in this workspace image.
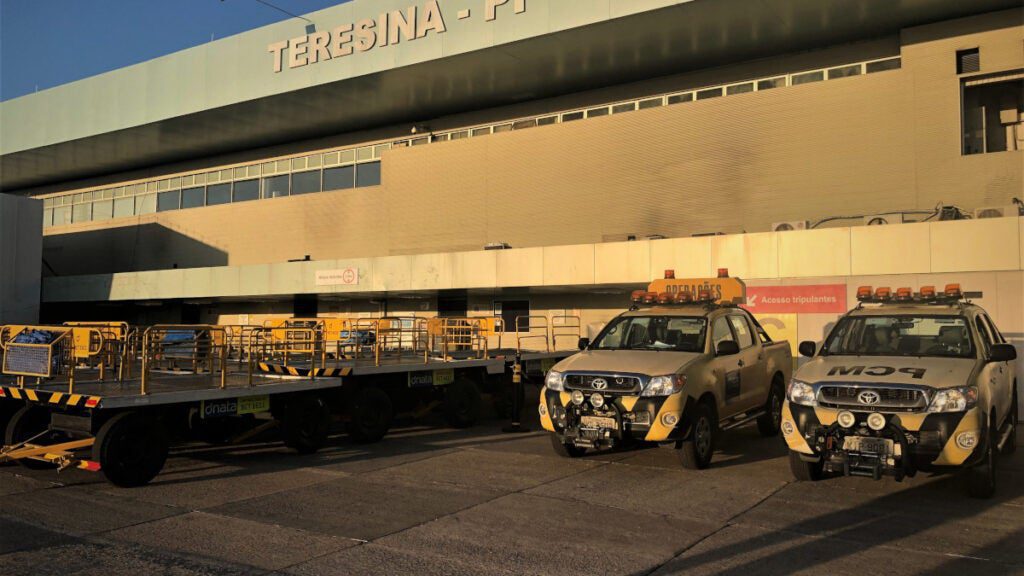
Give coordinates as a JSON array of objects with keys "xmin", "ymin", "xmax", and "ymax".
[
  {"xmin": 1, "ymin": 325, "xmax": 106, "ymax": 393},
  {"xmin": 551, "ymin": 315, "xmax": 582, "ymax": 351},
  {"xmin": 141, "ymin": 325, "xmax": 229, "ymax": 394},
  {"xmin": 515, "ymin": 316, "xmax": 551, "ymax": 353}
]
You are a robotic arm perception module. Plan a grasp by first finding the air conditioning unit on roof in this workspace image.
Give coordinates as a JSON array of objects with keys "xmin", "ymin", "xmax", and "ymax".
[
  {"xmin": 974, "ymin": 205, "xmax": 1022, "ymax": 219},
  {"xmin": 864, "ymin": 214, "xmax": 905, "ymax": 226},
  {"xmin": 771, "ymin": 220, "xmax": 809, "ymax": 232}
]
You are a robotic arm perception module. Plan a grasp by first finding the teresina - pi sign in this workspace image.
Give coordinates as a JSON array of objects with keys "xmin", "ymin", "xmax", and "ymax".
[{"xmin": 268, "ymin": 0, "xmax": 527, "ymax": 73}]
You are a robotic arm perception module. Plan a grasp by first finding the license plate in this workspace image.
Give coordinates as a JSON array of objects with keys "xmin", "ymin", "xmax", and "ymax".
[
  {"xmin": 581, "ymin": 416, "xmax": 616, "ymax": 430},
  {"xmin": 844, "ymin": 436, "xmax": 893, "ymax": 455}
]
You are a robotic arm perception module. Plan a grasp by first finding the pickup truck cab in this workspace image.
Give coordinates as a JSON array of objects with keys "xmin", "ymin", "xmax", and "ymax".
[
  {"xmin": 782, "ymin": 284, "xmax": 1018, "ymax": 498},
  {"xmin": 539, "ymin": 273, "xmax": 792, "ymax": 469}
]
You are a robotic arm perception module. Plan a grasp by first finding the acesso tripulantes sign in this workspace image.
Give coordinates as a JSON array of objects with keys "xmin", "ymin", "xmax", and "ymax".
[{"xmin": 267, "ymin": 0, "xmax": 527, "ymax": 73}]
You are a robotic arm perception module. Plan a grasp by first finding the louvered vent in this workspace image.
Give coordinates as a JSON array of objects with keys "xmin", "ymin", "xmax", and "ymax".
[{"xmin": 957, "ymin": 48, "xmax": 980, "ymax": 74}]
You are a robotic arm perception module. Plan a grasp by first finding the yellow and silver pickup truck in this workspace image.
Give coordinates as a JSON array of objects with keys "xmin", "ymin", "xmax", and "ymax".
[
  {"xmin": 540, "ymin": 273, "xmax": 792, "ymax": 469},
  {"xmin": 783, "ymin": 284, "xmax": 1018, "ymax": 498}
]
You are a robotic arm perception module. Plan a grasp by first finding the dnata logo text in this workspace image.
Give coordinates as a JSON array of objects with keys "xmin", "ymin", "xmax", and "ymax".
[{"xmin": 268, "ymin": 0, "xmax": 527, "ymax": 73}]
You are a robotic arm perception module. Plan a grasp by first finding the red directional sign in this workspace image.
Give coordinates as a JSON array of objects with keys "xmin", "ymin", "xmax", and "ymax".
[{"xmin": 742, "ymin": 284, "xmax": 847, "ymax": 314}]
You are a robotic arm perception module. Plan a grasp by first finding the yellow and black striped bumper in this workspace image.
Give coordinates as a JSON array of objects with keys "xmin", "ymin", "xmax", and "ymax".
[
  {"xmin": 0, "ymin": 386, "xmax": 101, "ymax": 409},
  {"xmin": 539, "ymin": 387, "xmax": 688, "ymax": 443},
  {"xmin": 257, "ymin": 363, "xmax": 351, "ymax": 378}
]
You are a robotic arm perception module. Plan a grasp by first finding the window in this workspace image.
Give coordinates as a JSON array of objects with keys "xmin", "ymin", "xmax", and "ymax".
[
  {"xmin": 112, "ymin": 197, "xmax": 134, "ymax": 218},
  {"xmin": 981, "ymin": 314, "xmax": 1004, "ymax": 344},
  {"xmin": 696, "ymin": 87, "xmax": 722, "ymax": 100},
  {"xmin": 53, "ymin": 206, "xmax": 72, "ymax": 225},
  {"xmin": 711, "ymin": 317, "xmax": 734, "ymax": 349},
  {"xmin": 726, "ymin": 82, "xmax": 754, "ymax": 95},
  {"xmin": 92, "ymin": 200, "xmax": 113, "ymax": 220},
  {"xmin": 957, "ymin": 48, "xmax": 980, "ymax": 74},
  {"xmin": 472, "ymin": 127, "xmax": 491, "ymax": 137},
  {"xmin": 757, "ymin": 77, "xmax": 786, "ymax": 90},
  {"xmin": 828, "ymin": 64, "xmax": 861, "ymax": 79},
  {"xmin": 823, "ymin": 315, "xmax": 974, "ymax": 358},
  {"xmin": 638, "ymin": 97, "xmax": 664, "ymax": 109},
  {"xmin": 181, "ymin": 187, "xmax": 205, "ymax": 209},
  {"xmin": 561, "ymin": 111, "xmax": 584, "ymax": 122},
  {"xmin": 263, "ymin": 175, "xmax": 289, "ymax": 198},
  {"xmin": 43, "ymin": 209, "xmax": 53, "ymax": 227},
  {"xmin": 791, "ymin": 70, "xmax": 824, "ymax": 85},
  {"xmin": 961, "ymin": 76, "xmax": 1023, "ymax": 155},
  {"xmin": 727, "ymin": 316, "xmax": 755, "ymax": 348},
  {"xmin": 591, "ymin": 316, "xmax": 706, "ymax": 352},
  {"xmin": 494, "ymin": 300, "xmax": 531, "ymax": 333},
  {"xmin": 586, "ymin": 107, "xmax": 609, "ymax": 118},
  {"xmin": 72, "ymin": 203, "xmax": 92, "ymax": 223},
  {"xmin": 206, "ymin": 183, "xmax": 231, "ymax": 206},
  {"xmin": 612, "ymin": 102, "xmax": 636, "ymax": 114},
  {"xmin": 974, "ymin": 316, "xmax": 993, "ymax": 356},
  {"xmin": 512, "ymin": 119, "xmax": 537, "ymax": 130},
  {"xmin": 667, "ymin": 93, "xmax": 693, "ymax": 105},
  {"xmin": 536, "ymin": 116, "xmax": 557, "ymax": 126},
  {"xmin": 324, "ymin": 165, "xmax": 355, "ymax": 191},
  {"xmin": 866, "ymin": 58, "xmax": 900, "ymax": 74},
  {"xmin": 231, "ymin": 179, "xmax": 259, "ymax": 202},
  {"xmin": 291, "ymin": 170, "xmax": 321, "ymax": 195},
  {"xmin": 136, "ymin": 194, "xmax": 156, "ymax": 215},
  {"xmin": 493, "ymin": 124, "xmax": 512, "ymax": 133},
  {"xmin": 410, "ymin": 137, "xmax": 429, "ymax": 146},
  {"xmin": 450, "ymin": 130, "xmax": 469, "ymax": 139},
  {"xmin": 156, "ymin": 190, "xmax": 180, "ymax": 212},
  {"xmin": 356, "ymin": 162, "xmax": 382, "ymax": 187}
]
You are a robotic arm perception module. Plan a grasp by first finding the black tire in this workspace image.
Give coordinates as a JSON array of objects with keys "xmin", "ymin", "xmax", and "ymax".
[
  {"xmin": 187, "ymin": 408, "xmax": 234, "ymax": 445},
  {"xmin": 348, "ymin": 387, "xmax": 393, "ymax": 443},
  {"xmin": 93, "ymin": 411, "xmax": 169, "ymax": 488},
  {"xmin": 757, "ymin": 378, "xmax": 785, "ymax": 437},
  {"xmin": 5, "ymin": 405, "xmax": 59, "ymax": 470},
  {"xmin": 789, "ymin": 451, "xmax": 824, "ymax": 481},
  {"xmin": 1003, "ymin": 389, "xmax": 1017, "ymax": 456},
  {"xmin": 967, "ymin": 434, "xmax": 997, "ymax": 499},
  {"xmin": 677, "ymin": 402, "xmax": 716, "ymax": 470},
  {"xmin": 282, "ymin": 395, "xmax": 331, "ymax": 454},
  {"xmin": 444, "ymin": 378, "xmax": 482, "ymax": 428},
  {"xmin": 549, "ymin": 434, "xmax": 586, "ymax": 458}
]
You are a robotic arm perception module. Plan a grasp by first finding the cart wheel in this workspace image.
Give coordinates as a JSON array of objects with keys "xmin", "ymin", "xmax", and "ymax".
[
  {"xmin": 348, "ymin": 387, "xmax": 393, "ymax": 443},
  {"xmin": 5, "ymin": 405, "xmax": 59, "ymax": 470},
  {"xmin": 282, "ymin": 395, "xmax": 331, "ymax": 454},
  {"xmin": 93, "ymin": 411, "xmax": 168, "ymax": 488},
  {"xmin": 444, "ymin": 378, "xmax": 482, "ymax": 429}
]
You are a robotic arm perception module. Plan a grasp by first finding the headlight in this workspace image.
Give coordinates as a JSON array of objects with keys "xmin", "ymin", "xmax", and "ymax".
[
  {"xmin": 545, "ymin": 370, "xmax": 564, "ymax": 391},
  {"xmin": 927, "ymin": 386, "xmax": 978, "ymax": 413},
  {"xmin": 642, "ymin": 374, "xmax": 685, "ymax": 397},
  {"xmin": 787, "ymin": 379, "xmax": 816, "ymax": 406}
]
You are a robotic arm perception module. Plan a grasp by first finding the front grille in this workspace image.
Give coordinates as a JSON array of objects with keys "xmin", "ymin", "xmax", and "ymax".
[
  {"xmin": 818, "ymin": 385, "xmax": 929, "ymax": 411},
  {"xmin": 565, "ymin": 374, "xmax": 642, "ymax": 393}
]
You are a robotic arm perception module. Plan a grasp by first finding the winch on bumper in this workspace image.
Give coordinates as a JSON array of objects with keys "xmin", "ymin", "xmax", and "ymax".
[
  {"xmin": 539, "ymin": 386, "xmax": 691, "ymax": 449},
  {"xmin": 782, "ymin": 402, "xmax": 987, "ymax": 480}
]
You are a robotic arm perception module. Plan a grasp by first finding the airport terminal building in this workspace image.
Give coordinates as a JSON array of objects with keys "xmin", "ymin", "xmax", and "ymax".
[{"xmin": 1, "ymin": 0, "xmax": 1022, "ymax": 365}]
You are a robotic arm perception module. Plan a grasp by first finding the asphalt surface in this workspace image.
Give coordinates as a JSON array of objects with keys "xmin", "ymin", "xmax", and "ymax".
[{"xmin": 1, "ymin": 400, "xmax": 1022, "ymax": 576}]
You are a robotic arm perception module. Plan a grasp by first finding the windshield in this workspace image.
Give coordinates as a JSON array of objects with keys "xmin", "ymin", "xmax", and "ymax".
[
  {"xmin": 592, "ymin": 316, "xmax": 707, "ymax": 352},
  {"xmin": 822, "ymin": 315, "xmax": 975, "ymax": 358}
]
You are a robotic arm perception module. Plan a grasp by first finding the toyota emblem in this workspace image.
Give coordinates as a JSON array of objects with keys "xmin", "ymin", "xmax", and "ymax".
[
  {"xmin": 858, "ymin": 390, "xmax": 881, "ymax": 405},
  {"xmin": 591, "ymin": 378, "xmax": 609, "ymax": 390}
]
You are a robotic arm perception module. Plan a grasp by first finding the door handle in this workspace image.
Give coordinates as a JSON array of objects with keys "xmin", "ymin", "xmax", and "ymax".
[{"xmin": 737, "ymin": 360, "xmax": 745, "ymax": 367}]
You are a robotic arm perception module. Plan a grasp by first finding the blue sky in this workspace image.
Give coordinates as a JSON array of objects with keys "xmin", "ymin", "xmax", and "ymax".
[{"xmin": 0, "ymin": 0, "xmax": 346, "ymax": 101}]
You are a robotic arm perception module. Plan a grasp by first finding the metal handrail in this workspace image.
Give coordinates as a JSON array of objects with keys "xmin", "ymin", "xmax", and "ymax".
[
  {"xmin": 141, "ymin": 325, "xmax": 228, "ymax": 395},
  {"xmin": 515, "ymin": 315, "xmax": 551, "ymax": 353}
]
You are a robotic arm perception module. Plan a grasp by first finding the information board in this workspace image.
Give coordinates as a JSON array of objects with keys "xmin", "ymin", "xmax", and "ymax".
[{"xmin": 3, "ymin": 344, "xmax": 52, "ymax": 377}]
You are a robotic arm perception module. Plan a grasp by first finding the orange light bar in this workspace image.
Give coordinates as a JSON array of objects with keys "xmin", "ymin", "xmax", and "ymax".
[
  {"xmin": 631, "ymin": 290, "xmax": 647, "ymax": 303},
  {"xmin": 717, "ymin": 268, "xmax": 729, "ymax": 278},
  {"xmin": 875, "ymin": 287, "xmax": 892, "ymax": 300},
  {"xmin": 674, "ymin": 291, "xmax": 694, "ymax": 303},
  {"xmin": 945, "ymin": 283, "xmax": 962, "ymax": 298},
  {"xmin": 642, "ymin": 291, "xmax": 659, "ymax": 304},
  {"xmin": 657, "ymin": 292, "xmax": 673, "ymax": 304},
  {"xmin": 698, "ymin": 288, "xmax": 713, "ymax": 301},
  {"xmin": 919, "ymin": 285, "xmax": 936, "ymax": 299},
  {"xmin": 664, "ymin": 269, "xmax": 676, "ymax": 279},
  {"xmin": 895, "ymin": 287, "xmax": 912, "ymax": 301},
  {"xmin": 856, "ymin": 286, "xmax": 873, "ymax": 301}
]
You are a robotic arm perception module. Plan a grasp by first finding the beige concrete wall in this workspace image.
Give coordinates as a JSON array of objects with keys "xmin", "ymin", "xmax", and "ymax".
[
  {"xmin": 0, "ymin": 194, "xmax": 42, "ymax": 323},
  {"xmin": 37, "ymin": 11, "xmax": 1024, "ymax": 276}
]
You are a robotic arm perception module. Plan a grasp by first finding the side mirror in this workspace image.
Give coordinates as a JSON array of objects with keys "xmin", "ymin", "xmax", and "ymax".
[
  {"xmin": 989, "ymin": 343, "xmax": 1017, "ymax": 363},
  {"xmin": 716, "ymin": 340, "xmax": 740, "ymax": 356},
  {"xmin": 578, "ymin": 337, "xmax": 591, "ymax": 351},
  {"xmin": 799, "ymin": 341, "xmax": 817, "ymax": 358}
]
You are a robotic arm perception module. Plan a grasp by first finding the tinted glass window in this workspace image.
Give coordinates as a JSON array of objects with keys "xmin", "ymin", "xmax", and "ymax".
[
  {"xmin": 263, "ymin": 175, "xmax": 289, "ymax": 198},
  {"xmin": 72, "ymin": 203, "xmax": 92, "ymax": 223},
  {"xmin": 233, "ymin": 179, "xmax": 259, "ymax": 202},
  {"xmin": 206, "ymin": 183, "xmax": 231, "ymax": 206},
  {"xmin": 593, "ymin": 316, "xmax": 706, "ymax": 352},
  {"xmin": 824, "ymin": 315, "xmax": 974, "ymax": 358},
  {"xmin": 356, "ymin": 162, "xmax": 381, "ymax": 187},
  {"xmin": 711, "ymin": 317, "xmax": 734, "ymax": 348},
  {"xmin": 975, "ymin": 316, "xmax": 993, "ymax": 355},
  {"xmin": 113, "ymin": 197, "xmax": 134, "ymax": 218},
  {"xmin": 157, "ymin": 190, "xmax": 180, "ymax": 212},
  {"xmin": 728, "ymin": 316, "xmax": 755, "ymax": 348},
  {"xmin": 981, "ymin": 315, "xmax": 1003, "ymax": 343},
  {"xmin": 291, "ymin": 170, "xmax": 321, "ymax": 195},
  {"xmin": 92, "ymin": 200, "xmax": 114, "ymax": 220},
  {"xmin": 324, "ymin": 166, "xmax": 355, "ymax": 191},
  {"xmin": 181, "ymin": 187, "xmax": 205, "ymax": 209}
]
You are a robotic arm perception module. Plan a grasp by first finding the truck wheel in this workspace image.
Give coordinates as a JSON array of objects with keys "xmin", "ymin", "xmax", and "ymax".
[
  {"xmin": 549, "ymin": 434, "xmax": 586, "ymax": 458},
  {"xmin": 93, "ymin": 412, "xmax": 168, "ymax": 488},
  {"xmin": 282, "ymin": 395, "xmax": 331, "ymax": 454},
  {"xmin": 444, "ymin": 378, "xmax": 482, "ymax": 428},
  {"xmin": 348, "ymin": 387, "xmax": 393, "ymax": 443},
  {"xmin": 677, "ymin": 402, "xmax": 715, "ymax": 470},
  {"xmin": 788, "ymin": 451, "xmax": 824, "ymax": 481},
  {"xmin": 5, "ymin": 405, "xmax": 59, "ymax": 470},
  {"xmin": 1003, "ymin": 389, "xmax": 1017, "ymax": 456},
  {"xmin": 967, "ymin": 436, "xmax": 997, "ymax": 499},
  {"xmin": 757, "ymin": 379, "xmax": 785, "ymax": 437}
]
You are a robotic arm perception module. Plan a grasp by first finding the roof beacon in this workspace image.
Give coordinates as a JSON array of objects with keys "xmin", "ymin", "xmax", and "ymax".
[{"xmin": 664, "ymin": 269, "xmax": 675, "ymax": 279}]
